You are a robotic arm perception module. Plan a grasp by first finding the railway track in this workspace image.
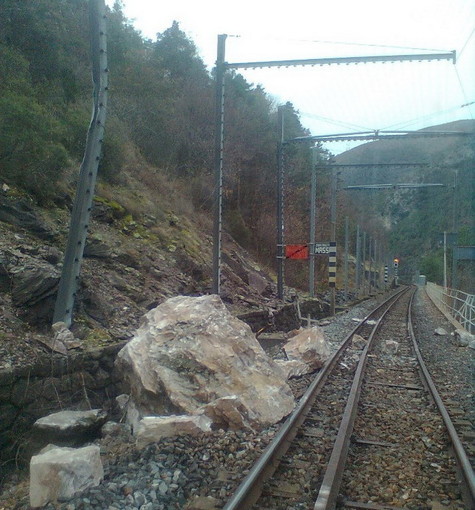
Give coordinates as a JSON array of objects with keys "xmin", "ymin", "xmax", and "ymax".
[{"xmin": 223, "ymin": 287, "xmax": 475, "ymax": 510}]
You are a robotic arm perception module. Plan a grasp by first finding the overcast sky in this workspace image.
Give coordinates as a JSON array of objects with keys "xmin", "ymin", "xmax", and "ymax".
[{"xmin": 106, "ymin": 0, "xmax": 474, "ymax": 154}]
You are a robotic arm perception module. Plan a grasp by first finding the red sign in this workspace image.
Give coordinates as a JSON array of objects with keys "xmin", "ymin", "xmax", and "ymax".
[{"xmin": 285, "ymin": 244, "xmax": 309, "ymax": 260}]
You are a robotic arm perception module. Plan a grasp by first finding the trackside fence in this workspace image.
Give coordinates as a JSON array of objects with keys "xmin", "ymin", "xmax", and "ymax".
[{"xmin": 426, "ymin": 282, "xmax": 475, "ymax": 334}]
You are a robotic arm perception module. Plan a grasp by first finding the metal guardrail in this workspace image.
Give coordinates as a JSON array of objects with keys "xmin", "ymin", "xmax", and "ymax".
[{"xmin": 426, "ymin": 282, "xmax": 475, "ymax": 334}]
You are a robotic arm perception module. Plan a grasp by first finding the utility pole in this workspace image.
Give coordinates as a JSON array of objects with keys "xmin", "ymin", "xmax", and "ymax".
[
  {"xmin": 355, "ymin": 224, "xmax": 361, "ymax": 297},
  {"xmin": 368, "ymin": 236, "xmax": 374, "ymax": 296},
  {"xmin": 276, "ymin": 106, "xmax": 285, "ymax": 300},
  {"xmin": 330, "ymin": 168, "xmax": 337, "ymax": 314},
  {"xmin": 53, "ymin": 0, "xmax": 108, "ymax": 327},
  {"xmin": 212, "ymin": 34, "xmax": 227, "ymax": 295},
  {"xmin": 309, "ymin": 148, "xmax": 317, "ymax": 297},
  {"xmin": 443, "ymin": 231, "xmax": 448, "ymax": 288},
  {"xmin": 362, "ymin": 231, "xmax": 367, "ymax": 295},
  {"xmin": 344, "ymin": 216, "xmax": 349, "ymax": 301}
]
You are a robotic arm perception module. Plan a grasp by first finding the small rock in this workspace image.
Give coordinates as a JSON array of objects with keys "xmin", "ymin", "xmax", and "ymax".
[
  {"xmin": 184, "ymin": 495, "xmax": 221, "ymax": 509},
  {"xmin": 351, "ymin": 334, "xmax": 367, "ymax": 349},
  {"xmin": 434, "ymin": 327, "xmax": 448, "ymax": 336},
  {"xmin": 382, "ymin": 339, "xmax": 399, "ymax": 354}
]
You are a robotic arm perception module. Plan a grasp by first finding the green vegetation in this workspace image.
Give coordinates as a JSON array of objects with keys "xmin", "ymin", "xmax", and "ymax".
[{"xmin": 0, "ymin": 0, "xmax": 330, "ymax": 288}]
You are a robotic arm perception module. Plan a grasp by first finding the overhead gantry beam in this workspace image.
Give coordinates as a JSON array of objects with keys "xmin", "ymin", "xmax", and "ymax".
[
  {"xmin": 290, "ymin": 129, "xmax": 474, "ymax": 143},
  {"xmin": 225, "ymin": 51, "xmax": 456, "ymax": 70},
  {"xmin": 344, "ymin": 183, "xmax": 446, "ymax": 190},
  {"xmin": 212, "ymin": 35, "xmax": 458, "ymax": 295}
]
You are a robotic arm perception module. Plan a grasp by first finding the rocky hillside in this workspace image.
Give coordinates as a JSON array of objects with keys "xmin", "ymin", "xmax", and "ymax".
[{"xmin": 0, "ymin": 174, "xmax": 304, "ymax": 373}]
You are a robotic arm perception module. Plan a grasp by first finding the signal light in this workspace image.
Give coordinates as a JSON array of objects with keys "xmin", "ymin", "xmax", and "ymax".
[{"xmin": 393, "ymin": 258, "xmax": 399, "ymax": 268}]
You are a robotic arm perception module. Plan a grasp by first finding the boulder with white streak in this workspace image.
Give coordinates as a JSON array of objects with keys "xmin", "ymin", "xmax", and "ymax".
[
  {"xmin": 115, "ymin": 295, "xmax": 295, "ymax": 431},
  {"xmin": 136, "ymin": 415, "xmax": 212, "ymax": 449},
  {"xmin": 274, "ymin": 359, "xmax": 310, "ymax": 379},
  {"xmin": 282, "ymin": 326, "xmax": 331, "ymax": 373},
  {"xmin": 30, "ymin": 445, "xmax": 103, "ymax": 508}
]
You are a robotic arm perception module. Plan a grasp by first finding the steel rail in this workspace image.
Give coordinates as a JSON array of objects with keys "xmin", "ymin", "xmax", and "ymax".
[
  {"xmin": 313, "ymin": 286, "xmax": 412, "ymax": 510},
  {"xmin": 407, "ymin": 291, "xmax": 475, "ymax": 508},
  {"xmin": 223, "ymin": 287, "xmax": 407, "ymax": 510},
  {"xmin": 313, "ymin": 287, "xmax": 474, "ymax": 509}
]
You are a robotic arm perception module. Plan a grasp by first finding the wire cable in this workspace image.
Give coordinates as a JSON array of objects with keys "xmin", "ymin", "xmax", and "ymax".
[{"xmin": 457, "ymin": 27, "xmax": 475, "ymax": 60}]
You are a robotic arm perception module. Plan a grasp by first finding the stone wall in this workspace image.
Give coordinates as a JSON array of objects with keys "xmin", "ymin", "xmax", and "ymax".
[{"xmin": 0, "ymin": 342, "xmax": 125, "ymax": 467}]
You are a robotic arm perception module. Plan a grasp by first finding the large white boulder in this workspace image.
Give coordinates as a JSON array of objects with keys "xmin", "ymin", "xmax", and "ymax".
[
  {"xmin": 115, "ymin": 295, "xmax": 295, "ymax": 430},
  {"xmin": 30, "ymin": 445, "xmax": 103, "ymax": 508},
  {"xmin": 283, "ymin": 326, "xmax": 331, "ymax": 373}
]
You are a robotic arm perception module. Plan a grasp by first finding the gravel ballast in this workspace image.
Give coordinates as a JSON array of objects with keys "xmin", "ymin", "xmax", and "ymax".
[{"xmin": 0, "ymin": 288, "xmax": 472, "ymax": 509}]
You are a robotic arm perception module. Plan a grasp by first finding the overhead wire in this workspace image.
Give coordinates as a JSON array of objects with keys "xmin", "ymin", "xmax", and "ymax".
[
  {"xmin": 457, "ymin": 27, "xmax": 474, "ymax": 60},
  {"xmin": 453, "ymin": 67, "xmax": 474, "ymax": 120},
  {"xmin": 230, "ymin": 33, "xmax": 449, "ymax": 54}
]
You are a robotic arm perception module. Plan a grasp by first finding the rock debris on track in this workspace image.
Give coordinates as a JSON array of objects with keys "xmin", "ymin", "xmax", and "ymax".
[{"xmin": 0, "ymin": 288, "xmax": 472, "ymax": 510}]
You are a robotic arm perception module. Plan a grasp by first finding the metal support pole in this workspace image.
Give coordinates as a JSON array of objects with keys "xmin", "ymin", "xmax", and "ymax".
[
  {"xmin": 443, "ymin": 231, "xmax": 447, "ymax": 289},
  {"xmin": 212, "ymin": 34, "xmax": 227, "ymax": 295},
  {"xmin": 362, "ymin": 231, "xmax": 367, "ymax": 296},
  {"xmin": 376, "ymin": 240, "xmax": 379, "ymax": 288},
  {"xmin": 53, "ymin": 0, "xmax": 108, "ymax": 327},
  {"xmin": 309, "ymin": 148, "xmax": 317, "ymax": 297},
  {"xmin": 344, "ymin": 216, "xmax": 349, "ymax": 301},
  {"xmin": 369, "ymin": 237, "xmax": 373, "ymax": 295},
  {"xmin": 330, "ymin": 167, "xmax": 337, "ymax": 314},
  {"xmin": 276, "ymin": 106, "xmax": 285, "ymax": 300},
  {"xmin": 355, "ymin": 224, "xmax": 361, "ymax": 297}
]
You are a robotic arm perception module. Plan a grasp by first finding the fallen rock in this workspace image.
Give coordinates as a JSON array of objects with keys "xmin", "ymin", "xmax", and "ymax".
[
  {"xmin": 33, "ymin": 409, "xmax": 108, "ymax": 445},
  {"xmin": 274, "ymin": 359, "xmax": 310, "ymax": 379},
  {"xmin": 115, "ymin": 295, "xmax": 295, "ymax": 430},
  {"xmin": 52, "ymin": 321, "xmax": 81, "ymax": 350},
  {"xmin": 136, "ymin": 415, "xmax": 212, "ymax": 449},
  {"xmin": 454, "ymin": 328, "xmax": 474, "ymax": 347},
  {"xmin": 382, "ymin": 339, "xmax": 399, "ymax": 354},
  {"xmin": 434, "ymin": 327, "xmax": 448, "ymax": 336},
  {"xmin": 101, "ymin": 420, "xmax": 131, "ymax": 439},
  {"xmin": 283, "ymin": 326, "xmax": 331, "ymax": 373},
  {"xmin": 30, "ymin": 444, "xmax": 103, "ymax": 508},
  {"xmin": 184, "ymin": 496, "xmax": 221, "ymax": 510},
  {"xmin": 351, "ymin": 334, "xmax": 367, "ymax": 350},
  {"xmin": 35, "ymin": 335, "xmax": 68, "ymax": 355},
  {"xmin": 201, "ymin": 396, "xmax": 257, "ymax": 430}
]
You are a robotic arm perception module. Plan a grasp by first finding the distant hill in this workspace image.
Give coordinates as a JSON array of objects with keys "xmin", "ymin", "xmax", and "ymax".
[
  {"xmin": 335, "ymin": 120, "xmax": 475, "ymax": 186},
  {"xmin": 334, "ymin": 120, "xmax": 474, "ymax": 290}
]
